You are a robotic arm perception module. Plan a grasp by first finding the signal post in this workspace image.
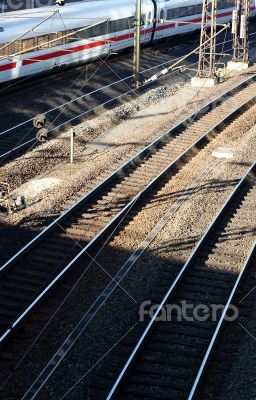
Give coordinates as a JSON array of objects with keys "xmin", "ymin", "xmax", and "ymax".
[{"xmin": 227, "ymin": 0, "xmax": 250, "ymax": 71}]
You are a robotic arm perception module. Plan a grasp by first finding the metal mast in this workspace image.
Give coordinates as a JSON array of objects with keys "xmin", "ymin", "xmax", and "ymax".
[
  {"xmin": 133, "ymin": 0, "xmax": 141, "ymax": 89},
  {"xmin": 197, "ymin": 0, "xmax": 217, "ymax": 78},
  {"xmin": 232, "ymin": 0, "xmax": 249, "ymax": 62}
]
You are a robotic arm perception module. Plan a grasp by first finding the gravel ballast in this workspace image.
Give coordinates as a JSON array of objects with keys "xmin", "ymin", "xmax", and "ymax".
[{"xmin": 1, "ymin": 93, "xmax": 255, "ymax": 399}]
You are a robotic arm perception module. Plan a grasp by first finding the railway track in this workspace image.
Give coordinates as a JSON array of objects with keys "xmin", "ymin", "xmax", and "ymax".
[
  {"xmin": 0, "ymin": 32, "xmax": 255, "ymax": 163},
  {"xmin": 0, "ymin": 74, "xmax": 255, "ymax": 348},
  {"xmin": 196, "ymin": 240, "xmax": 256, "ymax": 399},
  {"xmin": 103, "ymin": 161, "xmax": 256, "ymax": 400},
  {"xmin": 0, "ymin": 38, "xmax": 198, "ymax": 162}
]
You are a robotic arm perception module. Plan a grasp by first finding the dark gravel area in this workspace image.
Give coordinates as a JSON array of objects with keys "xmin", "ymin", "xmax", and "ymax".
[
  {"xmin": 0, "ymin": 27, "xmax": 256, "ymax": 399},
  {"xmin": 0, "ymin": 105, "xmax": 255, "ymax": 399}
]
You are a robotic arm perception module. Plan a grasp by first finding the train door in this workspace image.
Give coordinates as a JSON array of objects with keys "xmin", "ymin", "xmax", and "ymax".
[
  {"xmin": 141, "ymin": 8, "xmax": 154, "ymax": 43},
  {"xmin": 155, "ymin": 6, "xmax": 166, "ymax": 39}
]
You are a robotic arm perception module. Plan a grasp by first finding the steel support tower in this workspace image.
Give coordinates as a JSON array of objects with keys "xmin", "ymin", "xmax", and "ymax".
[
  {"xmin": 197, "ymin": 0, "xmax": 217, "ymax": 79},
  {"xmin": 232, "ymin": 0, "xmax": 249, "ymax": 62}
]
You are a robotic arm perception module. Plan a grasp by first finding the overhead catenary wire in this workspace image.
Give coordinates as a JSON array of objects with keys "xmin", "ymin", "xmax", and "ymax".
[
  {"xmin": 0, "ymin": 10, "xmax": 59, "ymax": 55},
  {"xmin": 0, "ymin": 17, "xmax": 109, "ymax": 61},
  {"xmin": 0, "ymin": 42, "xmax": 113, "ymax": 164},
  {"xmin": 1, "ymin": 31, "xmax": 255, "ymax": 97},
  {"xmin": 143, "ymin": 22, "xmax": 230, "ymax": 84},
  {"xmin": 18, "ymin": 74, "xmax": 256, "ymax": 400},
  {"xmin": 2, "ymin": 59, "xmax": 255, "ymax": 395},
  {"xmin": 0, "ymin": 36, "xmax": 256, "ymax": 382},
  {"xmin": 1, "ymin": 33, "xmax": 256, "ymax": 165},
  {"xmin": 0, "ymin": 3, "xmax": 255, "ymax": 394},
  {"xmin": 0, "ymin": 12, "xmax": 254, "ymax": 160}
]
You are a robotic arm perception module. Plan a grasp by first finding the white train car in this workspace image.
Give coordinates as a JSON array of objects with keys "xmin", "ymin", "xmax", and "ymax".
[{"xmin": 0, "ymin": 0, "xmax": 255, "ymax": 83}]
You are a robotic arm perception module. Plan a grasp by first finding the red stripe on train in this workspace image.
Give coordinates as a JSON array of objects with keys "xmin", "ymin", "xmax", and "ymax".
[
  {"xmin": 0, "ymin": 62, "xmax": 16, "ymax": 71},
  {"xmin": 22, "ymin": 33, "xmax": 138, "ymax": 65},
  {"xmin": 0, "ymin": 7, "xmax": 255, "ymax": 73},
  {"xmin": 20, "ymin": 11, "xmax": 235, "ymax": 66}
]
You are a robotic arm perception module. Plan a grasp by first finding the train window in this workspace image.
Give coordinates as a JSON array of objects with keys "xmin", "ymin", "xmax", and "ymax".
[
  {"xmin": 167, "ymin": 9, "xmax": 173, "ymax": 20},
  {"xmin": 64, "ymin": 20, "xmax": 111, "ymax": 43},
  {"xmin": 22, "ymin": 38, "xmax": 34, "ymax": 52},
  {"xmin": 109, "ymin": 17, "xmax": 131, "ymax": 33},
  {"xmin": 160, "ymin": 9, "xmax": 165, "ymax": 21},
  {"xmin": 64, "ymin": 29, "xmax": 75, "ymax": 43},
  {"xmin": 50, "ymin": 32, "xmax": 65, "ymax": 47},
  {"xmin": 196, "ymin": 4, "xmax": 203, "ymax": 13},
  {"xmin": 167, "ymin": 8, "xmax": 179, "ymax": 19},
  {"xmin": 3, "ymin": 32, "xmax": 62, "ymax": 57},
  {"xmin": 90, "ymin": 24, "xmax": 104, "ymax": 37},
  {"xmin": 226, "ymin": 0, "xmax": 234, "ymax": 7},
  {"xmin": 5, "ymin": 42, "xmax": 20, "ymax": 55},
  {"xmin": 0, "ymin": 39, "xmax": 30, "ymax": 56},
  {"xmin": 187, "ymin": 5, "xmax": 195, "ymax": 15},
  {"xmin": 148, "ymin": 11, "xmax": 152, "ymax": 23},
  {"xmin": 178, "ymin": 7, "xmax": 188, "ymax": 18},
  {"xmin": 218, "ymin": 0, "xmax": 232, "ymax": 9},
  {"xmin": 78, "ymin": 21, "xmax": 109, "ymax": 39},
  {"xmin": 127, "ymin": 17, "xmax": 134, "ymax": 29},
  {"xmin": 37, "ymin": 35, "xmax": 50, "ymax": 49},
  {"xmin": 0, "ymin": 43, "xmax": 9, "ymax": 56}
]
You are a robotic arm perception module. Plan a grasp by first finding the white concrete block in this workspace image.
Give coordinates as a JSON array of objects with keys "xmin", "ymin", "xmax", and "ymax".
[
  {"xmin": 227, "ymin": 61, "xmax": 250, "ymax": 71},
  {"xmin": 212, "ymin": 147, "xmax": 234, "ymax": 159},
  {"xmin": 191, "ymin": 76, "xmax": 218, "ymax": 88}
]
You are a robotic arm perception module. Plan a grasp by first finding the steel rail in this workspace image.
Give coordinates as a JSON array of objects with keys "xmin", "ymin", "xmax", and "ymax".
[
  {"xmin": 105, "ymin": 160, "xmax": 256, "ymax": 400},
  {"xmin": 0, "ymin": 78, "xmax": 255, "ymax": 344},
  {"xmin": 0, "ymin": 33, "xmax": 255, "ymax": 162},
  {"xmin": 19, "ymin": 159, "xmax": 220, "ymax": 400},
  {"xmin": 1, "ymin": 72, "xmax": 254, "ymax": 275},
  {"xmin": 187, "ymin": 239, "xmax": 256, "ymax": 400}
]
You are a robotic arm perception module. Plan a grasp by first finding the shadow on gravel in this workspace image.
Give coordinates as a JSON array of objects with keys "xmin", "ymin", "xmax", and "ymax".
[
  {"xmin": 0, "ymin": 164, "xmax": 255, "ymax": 399},
  {"xmin": 0, "ymin": 215, "xmax": 254, "ymax": 400},
  {"xmin": 0, "ymin": 215, "xmax": 57, "ymax": 265},
  {"xmin": 146, "ymin": 178, "xmax": 240, "ymax": 208}
]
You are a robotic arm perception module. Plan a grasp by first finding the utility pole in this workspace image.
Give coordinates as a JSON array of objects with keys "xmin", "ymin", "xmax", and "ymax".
[
  {"xmin": 232, "ymin": 0, "xmax": 249, "ymax": 63},
  {"xmin": 191, "ymin": 0, "xmax": 218, "ymax": 87},
  {"xmin": 133, "ymin": 0, "xmax": 141, "ymax": 89},
  {"xmin": 198, "ymin": 0, "xmax": 217, "ymax": 79}
]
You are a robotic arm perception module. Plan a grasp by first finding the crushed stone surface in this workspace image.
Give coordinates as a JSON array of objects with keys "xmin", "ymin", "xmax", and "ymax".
[
  {"xmin": 1, "ymin": 66, "xmax": 256, "ymax": 223},
  {"xmin": 1, "ymin": 99, "xmax": 255, "ymax": 400},
  {"xmin": 0, "ymin": 60, "xmax": 256, "ymax": 399}
]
